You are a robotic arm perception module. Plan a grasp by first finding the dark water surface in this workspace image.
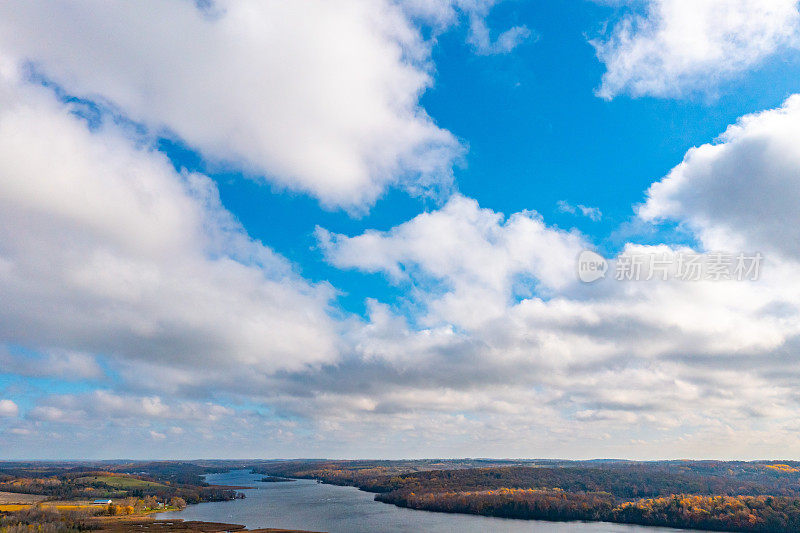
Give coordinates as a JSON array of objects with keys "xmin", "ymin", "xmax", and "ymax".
[{"xmin": 156, "ymin": 470, "xmax": 710, "ymax": 533}]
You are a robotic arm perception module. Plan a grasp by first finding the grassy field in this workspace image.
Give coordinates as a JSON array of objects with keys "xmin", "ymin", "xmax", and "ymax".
[
  {"xmin": 0, "ymin": 492, "xmax": 47, "ymax": 505},
  {"xmin": 75, "ymin": 475, "xmax": 167, "ymax": 489}
]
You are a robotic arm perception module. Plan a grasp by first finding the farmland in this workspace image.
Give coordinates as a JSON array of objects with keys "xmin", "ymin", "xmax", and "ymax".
[
  {"xmin": 0, "ymin": 463, "xmax": 241, "ymax": 506},
  {"xmin": 73, "ymin": 476, "xmax": 167, "ymax": 490},
  {"xmin": 0, "ymin": 463, "xmax": 251, "ymax": 533},
  {"xmin": 0, "ymin": 493, "xmax": 47, "ymax": 505}
]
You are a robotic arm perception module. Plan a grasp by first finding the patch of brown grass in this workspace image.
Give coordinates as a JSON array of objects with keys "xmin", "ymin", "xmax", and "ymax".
[{"xmin": 0, "ymin": 493, "xmax": 47, "ymax": 505}]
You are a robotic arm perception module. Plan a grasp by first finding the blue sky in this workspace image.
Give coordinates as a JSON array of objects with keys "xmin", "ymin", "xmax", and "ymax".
[{"xmin": 3, "ymin": 0, "xmax": 800, "ymax": 459}]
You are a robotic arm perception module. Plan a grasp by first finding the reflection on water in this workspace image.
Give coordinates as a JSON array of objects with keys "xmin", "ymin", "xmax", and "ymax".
[{"xmin": 156, "ymin": 470, "xmax": 710, "ymax": 533}]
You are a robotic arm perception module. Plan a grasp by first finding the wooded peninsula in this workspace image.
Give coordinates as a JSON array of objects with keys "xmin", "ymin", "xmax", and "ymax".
[{"xmin": 256, "ymin": 459, "xmax": 800, "ymax": 532}]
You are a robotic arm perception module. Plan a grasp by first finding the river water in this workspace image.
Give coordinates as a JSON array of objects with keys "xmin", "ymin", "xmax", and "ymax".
[{"xmin": 156, "ymin": 470, "xmax": 710, "ymax": 533}]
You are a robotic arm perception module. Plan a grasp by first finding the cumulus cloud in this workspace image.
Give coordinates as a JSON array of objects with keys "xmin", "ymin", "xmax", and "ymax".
[
  {"xmin": 0, "ymin": 0, "xmax": 464, "ymax": 209},
  {"xmin": 0, "ymin": 400, "xmax": 18, "ymax": 418},
  {"xmin": 318, "ymin": 194, "xmax": 586, "ymax": 327},
  {"xmin": 640, "ymin": 94, "xmax": 800, "ymax": 260},
  {"xmin": 0, "ymin": 62, "xmax": 338, "ymax": 381},
  {"xmin": 593, "ymin": 0, "xmax": 800, "ymax": 98}
]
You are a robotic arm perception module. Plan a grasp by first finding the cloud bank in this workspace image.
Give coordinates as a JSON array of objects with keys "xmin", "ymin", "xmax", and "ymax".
[
  {"xmin": 2, "ymin": 2, "xmax": 800, "ymax": 460},
  {"xmin": 5, "ymin": 88, "xmax": 800, "ymax": 458}
]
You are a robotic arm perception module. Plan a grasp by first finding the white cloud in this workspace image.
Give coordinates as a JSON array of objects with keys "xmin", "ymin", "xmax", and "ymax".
[
  {"xmin": 557, "ymin": 200, "xmax": 603, "ymax": 221},
  {"xmin": 640, "ymin": 94, "xmax": 800, "ymax": 260},
  {"xmin": 402, "ymin": 0, "xmax": 533, "ymax": 55},
  {"xmin": 593, "ymin": 0, "xmax": 800, "ymax": 98},
  {"xmin": 0, "ymin": 0, "xmax": 463, "ymax": 209},
  {"xmin": 28, "ymin": 406, "xmax": 66, "ymax": 423},
  {"xmin": 318, "ymin": 194, "xmax": 586, "ymax": 327},
  {"xmin": 0, "ymin": 62, "xmax": 338, "ymax": 379},
  {"xmin": 0, "ymin": 348, "xmax": 104, "ymax": 380},
  {"xmin": 0, "ymin": 400, "xmax": 19, "ymax": 417},
  {"xmin": 466, "ymin": 13, "xmax": 533, "ymax": 55}
]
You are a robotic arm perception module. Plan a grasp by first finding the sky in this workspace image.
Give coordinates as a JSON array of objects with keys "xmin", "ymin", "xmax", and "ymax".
[{"xmin": 2, "ymin": 0, "xmax": 800, "ymax": 460}]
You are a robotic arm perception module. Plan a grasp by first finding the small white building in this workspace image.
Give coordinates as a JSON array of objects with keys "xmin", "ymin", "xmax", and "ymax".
[{"xmin": 93, "ymin": 499, "xmax": 112, "ymax": 505}]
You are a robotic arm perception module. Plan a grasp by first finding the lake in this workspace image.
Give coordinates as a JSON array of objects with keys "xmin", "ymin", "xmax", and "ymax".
[{"xmin": 157, "ymin": 470, "xmax": 713, "ymax": 533}]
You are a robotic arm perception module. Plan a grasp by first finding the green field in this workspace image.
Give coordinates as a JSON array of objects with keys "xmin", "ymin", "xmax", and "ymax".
[{"xmin": 76, "ymin": 475, "xmax": 167, "ymax": 489}]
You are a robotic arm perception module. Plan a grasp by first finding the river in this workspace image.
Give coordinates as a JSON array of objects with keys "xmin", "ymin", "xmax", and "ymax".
[{"xmin": 156, "ymin": 470, "xmax": 713, "ymax": 533}]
